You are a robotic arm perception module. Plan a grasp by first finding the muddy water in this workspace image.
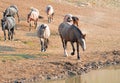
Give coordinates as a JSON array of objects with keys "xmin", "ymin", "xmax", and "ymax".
[{"xmin": 41, "ymin": 65, "xmax": 120, "ymax": 83}]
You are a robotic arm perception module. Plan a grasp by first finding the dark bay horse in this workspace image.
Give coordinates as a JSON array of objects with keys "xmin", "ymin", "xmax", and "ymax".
[
  {"xmin": 1, "ymin": 17, "xmax": 16, "ymax": 41},
  {"xmin": 3, "ymin": 5, "xmax": 20, "ymax": 22},
  {"xmin": 58, "ymin": 22, "xmax": 86, "ymax": 59}
]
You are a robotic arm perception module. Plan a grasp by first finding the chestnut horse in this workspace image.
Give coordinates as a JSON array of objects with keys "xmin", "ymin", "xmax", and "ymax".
[{"xmin": 27, "ymin": 10, "xmax": 39, "ymax": 31}]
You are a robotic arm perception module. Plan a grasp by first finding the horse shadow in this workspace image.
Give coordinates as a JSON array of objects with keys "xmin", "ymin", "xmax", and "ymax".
[{"xmin": 26, "ymin": 32, "xmax": 37, "ymax": 37}]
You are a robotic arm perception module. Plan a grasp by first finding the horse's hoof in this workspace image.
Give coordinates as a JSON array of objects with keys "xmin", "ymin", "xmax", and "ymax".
[
  {"xmin": 71, "ymin": 52, "xmax": 74, "ymax": 55},
  {"xmin": 64, "ymin": 54, "xmax": 68, "ymax": 57},
  {"xmin": 41, "ymin": 49, "xmax": 45, "ymax": 52},
  {"xmin": 77, "ymin": 57, "xmax": 80, "ymax": 60}
]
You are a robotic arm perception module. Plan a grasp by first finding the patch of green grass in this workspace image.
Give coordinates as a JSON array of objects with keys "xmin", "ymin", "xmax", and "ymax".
[
  {"xmin": 22, "ymin": 41, "xmax": 35, "ymax": 46},
  {"xmin": 0, "ymin": 54, "xmax": 36, "ymax": 61},
  {"xmin": 36, "ymin": 52, "xmax": 49, "ymax": 56}
]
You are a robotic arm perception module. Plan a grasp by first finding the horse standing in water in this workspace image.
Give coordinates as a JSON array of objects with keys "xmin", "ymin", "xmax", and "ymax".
[
  {"xmin": 3, "ymin": 5, "xmax": 20, "ymax": 22},
  {"xmin": 46, "ymin": 5, "xmax": 54, "ymax": 23},
  {"xmin": 27, "ymin": 7, "xmax": 39, "ymax": 31},
  {"xmin": 37, "ymin": 24, "xmax": 50, "ymax": 52},
  {"xmin": 58, "ymin": 22, "xmax": 86, "ymax": 59}
]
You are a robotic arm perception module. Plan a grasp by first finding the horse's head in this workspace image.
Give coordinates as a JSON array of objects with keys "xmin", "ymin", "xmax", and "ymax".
[
  {"xmin": 40, "ymin": 24, "xmax": 47, "ymax": 32},
  {"xmin": 72, "ymin": 16, "xmax": 79, "ymax": 26},
  {"xmin": 67, "ymin": 16, "xmax": 73, "ymax": 22}
]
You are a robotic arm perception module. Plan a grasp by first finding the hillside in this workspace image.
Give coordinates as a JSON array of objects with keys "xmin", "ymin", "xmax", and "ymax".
[{"xmin": 0, "ymin": 0, "xmax": 120, "ymax": 82}]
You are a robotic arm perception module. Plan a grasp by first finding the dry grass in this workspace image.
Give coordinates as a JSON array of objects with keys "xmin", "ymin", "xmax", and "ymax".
[{"xmin": 0, "ymin": 0, "xmax": 120, "ymax": 82}]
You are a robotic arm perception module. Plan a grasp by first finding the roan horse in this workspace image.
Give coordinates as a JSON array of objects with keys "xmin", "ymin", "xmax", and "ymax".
[
  {"xmin": 46, "ymin": 5, "xmax": 54, "ymax": 23},
  {"xmin": 27, "ymin": 7, "xmax": 39, "ymax": 31},
  {"xmin": 1, "ymin": 17, "xmax": 16, "ymax": 41},
  {"xmin": 37, "ymin": 24, "xmax": 50, "ymax": 52},
  {"xmin": 3, "ymin": 5, "xmax": 20, "ymax": 22},
  {"xmin": 58, "ymin": 22, "xmax": 86, "ymax": 59}
]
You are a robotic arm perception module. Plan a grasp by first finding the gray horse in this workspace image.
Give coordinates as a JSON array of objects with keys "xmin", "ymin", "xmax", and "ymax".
[
  {"xmin": 37, "ymin": 24, "xmax": 50, "ymax": 52},
  {"xmin": 1, "ymin": 17, "xmax": 16, "ymax": 41},
  {"xmin": 58, "ymin": 22, "xmax": 86, "ymax": 59},
  {"xmin": 46, "ymin": 5, "xmax": 54, "ymax": 23},
  {"xmin": 3, "ymin": 5, "xmax": 20, "ymax": 22}
]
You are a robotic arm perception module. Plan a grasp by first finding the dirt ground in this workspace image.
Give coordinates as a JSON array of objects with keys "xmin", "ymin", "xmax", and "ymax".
[{"xmin": 0, "ymin": 0, "xmax": 120, "ymax": 83}]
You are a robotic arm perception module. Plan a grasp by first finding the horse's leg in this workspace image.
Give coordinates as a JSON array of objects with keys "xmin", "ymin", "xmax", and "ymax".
[
  {"xmin": 48, "ymin": 16, "xmax": 50, "ymax": 23},
  {"xmin": 11, "ymin": 28, "xmax": 14, "ymax": 40},
  {"xmin": 51, "ymin": 13, "xmax": 54, "ymax": 21},
  {"xmin": 29, "ymin": 22, "xmax": 31, "ymax": 31},
  {"xmin": 76, "ymin": 42, "xmax": 80, "ymax": 60},
  {"xmin": 50, "ymin": 16, "xmax": 52, "ymax": 23},
  {"xmin": 44, "ymin": 39, "xmax": 48, "ymax": 51},
  {"xmin": 71, "ymin": 42, "xmax": 75, "ymax": 55},
  {"xmin": 3, "ymin": 30, "xmax": 6, "ymax": 41},
  {"xmin": 8, "ymin": 30, "xmax": 11, "ymax": 40},
  {"xmin": 34, "ymin": 20, "xmax": 37, "ymax": 29},
  {"xmin": 63, "ymin": 40, "xmax": 68, "ymax": 57},
  {"xmin": 40, "ymin": 38, "xmax": 45, "ymax": 52}
]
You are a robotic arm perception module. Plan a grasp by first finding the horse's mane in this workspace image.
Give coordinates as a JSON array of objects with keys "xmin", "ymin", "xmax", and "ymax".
[{"xmin": 71, "ymin": 24, "xmax": 83, "ymax": 36}]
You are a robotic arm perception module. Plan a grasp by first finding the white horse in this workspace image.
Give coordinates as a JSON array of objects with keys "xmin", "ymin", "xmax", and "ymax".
[
  {"xmin": 37, "ymin": 24, "xmax": 50, "ymax": 52},
  {"xmin": 46, "ymin": 5, "xmax": 54, "ymax": 23}
]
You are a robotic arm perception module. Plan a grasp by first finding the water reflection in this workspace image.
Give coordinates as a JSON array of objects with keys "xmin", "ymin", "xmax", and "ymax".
[{"xmin": 41, "ymin": 65, "xmax": 120, "ymax": 83}]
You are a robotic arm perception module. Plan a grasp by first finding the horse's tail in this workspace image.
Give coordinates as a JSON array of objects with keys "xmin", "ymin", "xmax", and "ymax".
[
  {"xmin": 45, "ymin": 38, "xmax": 49, "ymax": 48},
  {"xmin": 16, "ymin": 12, "xmax": 20, "ymax": 22},
  {"xmin": 39, "ymin": 15, "xmax": 44, "ymax": 19}
]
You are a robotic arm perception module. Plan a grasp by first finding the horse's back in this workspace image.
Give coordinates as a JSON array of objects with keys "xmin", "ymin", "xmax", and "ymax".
[
  {"xmin": 58, "ymin": 22, "xmax": 73, "ymax": 39},
  {"xmin": 46, "ymin": 5, "xmax": 54, "ymax": 15},
  {"xmin": 5, "ymin": 5, "xmax": 18, "ymax": 16},
  {"xmin": 10, "ymin": 5, "xmax": 18, "ymax": 10},
  {"xmin": 30, "ymin": 7, "xmax": 39, "ymax": 15},
  {"xmin": 1, "ymin": 17, "xmax": 15, "ymax": 30},
  {"xmin": 29, "ymin": 11, "xmax": 39, "ymax": 19},
  {"xmin": 59, "ymin": 22, "xmax": 82, "ymax": 41},
  {"xmin": 7, "ymin": 17, "xmax": 16, "ymax": 28}
]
